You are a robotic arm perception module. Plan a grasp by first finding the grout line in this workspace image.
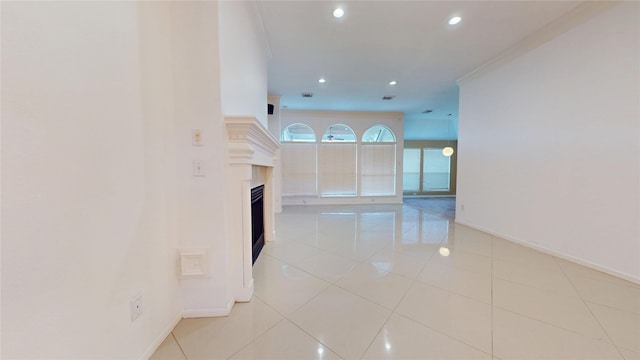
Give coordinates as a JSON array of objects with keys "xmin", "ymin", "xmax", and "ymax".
[
  {"xmin": 393, "ymin": 312, "xmax": 493, "ymax": 357},
  {"xmin": 223, "ymin": 317, "xmax": 286, "ymax": 360},
  {"xmin": 490, "ymin": 235, "xmax": 495, "ymax": 358},
  {"xmin": 495, "ymin": 306, "xmax": 623, "ymax": 345},
  {"xmin": 555, "ymin": 257, "xmax": 627, "ymax": 359},
  {"xmin": 171, "ymin": 332, "xmax": 189, "ymax": 360},
  {"xmin": 412, "ymin": 278, "xmax": 492, "ymax": 306},
  {"xmin": 286, "ymin": 317, "xmax": 345, "ymax": 359},
  {"xmin": 359, "ymin": 311, "xmax": 393, "ymax": 360},
  {"xmin": 254, "ymin": 257, "xmax": 333, "ymax": 317}
]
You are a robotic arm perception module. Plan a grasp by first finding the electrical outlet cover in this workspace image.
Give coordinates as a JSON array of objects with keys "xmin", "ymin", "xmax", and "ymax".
[{"xmin": 130, "ymin": 295, "xmax": 143, "ymax": 322}]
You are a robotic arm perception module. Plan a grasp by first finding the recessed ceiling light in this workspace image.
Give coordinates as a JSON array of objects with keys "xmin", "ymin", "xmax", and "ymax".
[
  {"xmin": 333, "ymin": 8, "xmax": 344, "ymax": 18},
  {"xmin": 448, "ymin": 16, "xmax": 462, "ymax": 25},
  {"xmin": 389, "ymin": 80, "xmax": 397, "ymax": 86},
  {"xmin": 318, "ymin": 78, "xmax": 326, "ymax": 83}
]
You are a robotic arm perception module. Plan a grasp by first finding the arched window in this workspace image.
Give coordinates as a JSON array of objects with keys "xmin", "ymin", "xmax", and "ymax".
[
  {"xmin": 362, "ymin": 125, "xmax": 396, "ymax": 143},
  {"xmin": 361, "ymin": 125, "xmax": 396, "ymax": 196},
  {"xmin": 281, "ymin": 123, "xmax": 316, "ymax": 142},
  {"xmin": 321, "ymin": 124, "xmax": 356, "ymax": 142},
  {"xmin": 280, "ymin": 123, "xmax": 317, "ymax": 196},
  {"xmin": 319, "ymin": 124, "xmax": 357, "ymax": 196}
]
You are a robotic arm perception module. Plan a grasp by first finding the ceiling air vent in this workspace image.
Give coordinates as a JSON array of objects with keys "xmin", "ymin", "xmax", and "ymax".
[
  {"xmin": 382, "ymin": 95, "xmax": 395, "ymax": 100},
  {"xmin": 302, "ymin": 93, "xmax": 313, "ymax": 98},
  {"xmin": 422, "ymin": 109, "xmax": 433, "ymax": 114}
]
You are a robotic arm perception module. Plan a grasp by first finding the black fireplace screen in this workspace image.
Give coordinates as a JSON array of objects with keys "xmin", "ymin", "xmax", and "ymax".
[{"xmin": 251, "ymin": 185, "xmax": 265, "ymax": 265}]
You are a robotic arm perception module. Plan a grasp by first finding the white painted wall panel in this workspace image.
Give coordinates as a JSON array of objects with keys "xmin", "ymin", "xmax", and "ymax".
[
  {"xmin": 2, "ymin": 2, "xmax": 181, "ymax": 357},
  {"xmin": 457, "ymin": 2, "xmax": 640, "ymax": 281}
]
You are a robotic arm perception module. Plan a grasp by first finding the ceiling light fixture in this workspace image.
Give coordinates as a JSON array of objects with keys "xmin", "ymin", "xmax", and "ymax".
[
  {"xmin": 448, "ymin": 16, "xmax": 462, "ymax": 25},
  {"xmin": 333, "ymin": 8, "xmax": 344, "ymax": 18},
  {"xmin": 318, "ymin": 78, "xmax": 326, "ymax": 83},
  {"xmin": 389, "ymin": 80, "xmax": 397, "ymax": 86}
]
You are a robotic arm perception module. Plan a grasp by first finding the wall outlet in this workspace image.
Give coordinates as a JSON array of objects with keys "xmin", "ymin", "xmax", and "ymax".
[{"xmin": 130, "ymin": 295, "xmax": 143, "ymax": 322}]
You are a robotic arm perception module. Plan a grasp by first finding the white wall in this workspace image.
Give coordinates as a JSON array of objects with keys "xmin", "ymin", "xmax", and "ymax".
[
  {"xmin": 280, "ymin": 109, "xmax": 404, "ymax": 205},
  {"xmin": 457, "ymin": 2, "xmax": 640, "ymax": 282},
  {"xmin": 219, "ymin": 1, "xmax": 270, "ymax": 127},
  {"xmin": 2, "ymin": 1, "xmax": 271, "ymax": 357},
  {"xmin": 2, "ymin": 2, "xmax": 181, "ymax": 358},
  {"xmin": 169, "ymin": 1, "xmax": 235, "ymax": 317}
]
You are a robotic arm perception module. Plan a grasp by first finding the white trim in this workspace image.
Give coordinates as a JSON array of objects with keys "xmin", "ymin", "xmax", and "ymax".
[
  {"xmin": 234, "ymin": 278, "xmax": 254, "ymax": 303},
  {"xmin": 223, "ymin": 116, "xmax": 278, "ymax": 315},
  {"xmin": 455, "ymin": 219, "xmax": 640, "ymax": 286},
  {"xmin": 140, "ymin": 313, "xmax": 182, "ymax": 360},
  {"xmin": 457, "ymin": 1, "xmax": 619, "ymax": 85},
  {"xmin": 181, "ymin": 298, "xmax": 236, "ymax": 318},
  {"xmin": 225, "ymin": 116, "xmax": 279, "ymax": 167}
]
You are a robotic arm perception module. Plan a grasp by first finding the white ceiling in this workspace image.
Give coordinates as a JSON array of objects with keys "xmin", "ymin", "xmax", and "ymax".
[{"xmin": 257, "ymin": 1, "xmax": 582, "ymax": 123}]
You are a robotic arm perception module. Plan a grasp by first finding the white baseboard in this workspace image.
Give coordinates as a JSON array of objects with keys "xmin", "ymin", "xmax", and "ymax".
[
  {"xmin": 181, "ymin": 297, "xmax": 236, "ymax": 318},
  {"xmin": 454, "ymin": 219, "xmax": 640, "ymax": 286},
  {"xmin": 141, "ymin": 312, "xmax": 182, "ymax": 360}
]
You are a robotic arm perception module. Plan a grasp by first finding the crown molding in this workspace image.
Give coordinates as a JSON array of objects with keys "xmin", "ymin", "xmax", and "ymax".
[{"xmin": 457, "ymin": 1, "xmax": 621, "ymax": 85}]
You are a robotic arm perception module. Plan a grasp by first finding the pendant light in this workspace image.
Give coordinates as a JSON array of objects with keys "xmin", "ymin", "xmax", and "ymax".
[{"xmin": 442, "ymin": 114, "xmax": 454, "ymax": 157}]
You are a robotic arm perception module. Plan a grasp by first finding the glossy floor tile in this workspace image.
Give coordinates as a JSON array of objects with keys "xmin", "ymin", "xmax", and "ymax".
[
  {"xmin": 229, "ymin": 320, "xmax": 341, "ymax": 360},
  {"xmin": 152, "ymin": 199, "xmax": 640, "ymax": 359},
  {"xmin": 362, "ymin": 314, "xmax": 491, "ymax": 359},
  {"xmin": 493, "ymin": 308, "xmax": 621, "ymax": 359},
  {"xmin": 288, "ymin": 285, "xmax": 391, "ymax": 359}
]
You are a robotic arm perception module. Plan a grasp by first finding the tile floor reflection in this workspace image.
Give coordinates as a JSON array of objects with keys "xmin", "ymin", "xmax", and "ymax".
[{"xmin": 152, "ymin": 201, "xmax": 640, "ymax": 360}]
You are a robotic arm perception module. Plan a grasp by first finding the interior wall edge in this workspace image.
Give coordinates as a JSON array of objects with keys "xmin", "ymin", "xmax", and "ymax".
[
  {"xmin": 140, "ymin": 313, "xmax": 182, "ymax": 360},
  {"xmin": 454, "ymin": 219, "xmax": 640, "ymax": 286}
]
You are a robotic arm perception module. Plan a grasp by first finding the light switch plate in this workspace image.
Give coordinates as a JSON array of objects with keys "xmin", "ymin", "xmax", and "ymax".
[
  {"xmin": 193, "ymin": 160, "xmax": 205, "ymax": 177},
  {"xmin": 192, "ymin": 129, "xmax": 203, "ymax": 146}
]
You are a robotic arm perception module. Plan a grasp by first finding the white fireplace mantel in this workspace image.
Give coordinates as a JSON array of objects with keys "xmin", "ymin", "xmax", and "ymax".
[
  {"xmin": 224, "ymin": 116, "xmax": 279, "ymax": 303},
  {"xmin": 225, "ymin": 116, "xmax": 279, "ymax": 167}
]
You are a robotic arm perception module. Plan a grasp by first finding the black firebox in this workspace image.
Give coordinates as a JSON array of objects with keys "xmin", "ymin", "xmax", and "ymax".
[{"xmin": 251, "ymin": 185, "xmax": 265, "ymax": 265}]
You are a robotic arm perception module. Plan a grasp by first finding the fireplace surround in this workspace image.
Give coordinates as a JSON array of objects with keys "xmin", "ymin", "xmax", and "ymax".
[{"xmin": 224, "ymin": 116, "xmax": 279, "ymax": 302}]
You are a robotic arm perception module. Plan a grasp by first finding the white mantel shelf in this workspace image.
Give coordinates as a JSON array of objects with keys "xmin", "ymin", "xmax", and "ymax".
[{"xmin": 225, "ymin": 116, "xmax": 279, "ymax": 167}]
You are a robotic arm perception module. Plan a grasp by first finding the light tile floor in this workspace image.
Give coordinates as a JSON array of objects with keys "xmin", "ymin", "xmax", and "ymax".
[{"xmin": 152, "ymin": 202, "xmax": 640, "ymax": 360}]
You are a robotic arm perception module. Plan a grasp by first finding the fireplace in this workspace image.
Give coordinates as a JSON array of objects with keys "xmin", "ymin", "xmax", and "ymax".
[
  {"xmin": 251, "ymin": 185, "xmax": 265, "ymax": 264},
  {"xmin": 224, "ymin": 116, "xmax": 279, "ymax": 303}
]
